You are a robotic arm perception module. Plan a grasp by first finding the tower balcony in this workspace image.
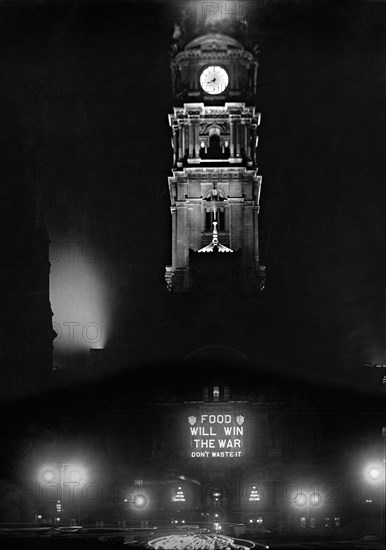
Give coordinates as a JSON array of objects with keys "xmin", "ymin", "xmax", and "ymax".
[{"xmin": 169, "ymin": 103, "xmax": 260, "ymax": 169}]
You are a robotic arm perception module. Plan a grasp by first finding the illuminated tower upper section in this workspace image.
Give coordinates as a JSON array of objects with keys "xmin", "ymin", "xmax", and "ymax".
[
  {"xmin": 165, "ymin": 28, "xmax": 265, "ymax": 293},
  {"xmin": 170, "ymin": 33, "xmax": 258, "ymax": 105}
]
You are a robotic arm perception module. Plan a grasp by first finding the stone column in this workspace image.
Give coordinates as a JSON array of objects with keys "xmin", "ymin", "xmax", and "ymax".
[
  {"xmin": 235, "ymin": 119, "xmax": 241, "ymax": 158},
  {"xmin": 177, "ymin": 123, "xmax": 183, "ymax": 163},
  {"xmin": 188, "ymin": 119, "xmax": 194, "ymax": 159},
  {"xmin": 250, "ymin": 124, "xmax": 257, "ymax": 164},
  {"xmin": 182, "ymin": 122, "xmax": 186, "ymax": 157},
  {"xmin": 253, "ymin": 63, "xmax": 258, "ymax": 96},
  {"xmin": 172, "ymin": 126, "xmax": 178, "ymax": 166},
  {"xmin": 253, "ymin": 205, "xmax": 260, "ymax": 266},
  {"xmin": 229, "ymin": 119, "xmax": 235, "ymax": 158},
  {"xmin": 245, "ymin": 123, "xmax": 251, "ymax": 161},
  {"xmin": 171, "ymin": 207, "xmax": 177, "ymax": 269},
  {"xmin": 228, "ymin": 200, "xmax": 243, "ymax": 251},
  {"xmin": 230, "ymin": 62, "xmax": 235, "ymax": 91},
  {"xmin": 243, "ymin": 204, "xmax": 254, "ymax": 265},
  {"xmin": 176, "ymin": 204, "xmax": 189, "ymax": 268},
  {"xmin": 194, "ymin": 119, "xmax": 200, "ymax": 159}
]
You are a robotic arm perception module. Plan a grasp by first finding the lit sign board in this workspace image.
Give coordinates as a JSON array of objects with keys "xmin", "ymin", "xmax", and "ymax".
[
  {"xmin": 248, "ymin": 486, "xmax": 260, "ymax": 502},
  {"xmin": 171, "ymin": 486, "xmax": 186, "ymax": 502},
  {"xmin": 187, "ymin": 412, "xmax": 245, "ymax": 458}
]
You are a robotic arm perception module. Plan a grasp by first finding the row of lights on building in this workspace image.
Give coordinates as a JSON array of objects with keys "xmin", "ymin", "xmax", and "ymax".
[
  {"xmin": 300, "ymin": 517, "xmax": 340, "ymax": 529},
  {"xmin": 248, "ymin": 517, "xmax": 263, "ymax": 524},
  {"xmin": 171, "ymin": 519, "xmax": 187, "ymax": 524}
]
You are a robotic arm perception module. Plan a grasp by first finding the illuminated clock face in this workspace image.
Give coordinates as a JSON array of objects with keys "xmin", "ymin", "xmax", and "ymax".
[{"xmin": 200, "ymin": 66, "xmax": 229, "ymax": 95}]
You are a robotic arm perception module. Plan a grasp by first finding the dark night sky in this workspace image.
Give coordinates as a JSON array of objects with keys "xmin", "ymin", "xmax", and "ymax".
[{"xmin": 1, "ymin": 0, "xmax": 386, "ymax": 401}]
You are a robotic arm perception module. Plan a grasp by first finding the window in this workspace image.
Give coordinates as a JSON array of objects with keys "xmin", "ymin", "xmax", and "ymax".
[
  {"xmin": 213, "ymin": 386, "xmax": 220, "ymax": 401},
  {"xmin": 205, "ymin": 210, "xmax": 225, "ymax": 231},
  {"xmin": 218, "ymin": 210, "xmax": 225, "ymax": 231},
  {"xmin": 334, "ymin": 517, "xmax": 340, "ymax": 528},
  {"xmin": 300, "ymin": 517, "xmax": 306, "ymax": 528},
  {"xmin": 205, "ymin": 211, "xmax": 212, "ymax": 231},
  {"xmin": 203, "ymin": 386, "xmax": 209, "ymax": 402}
]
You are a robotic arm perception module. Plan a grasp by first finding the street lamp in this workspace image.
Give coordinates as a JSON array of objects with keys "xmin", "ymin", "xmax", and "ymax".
[
  {"xmin": 364, "ymin": 463, "xmax": 383, "ymax": 484},
  {"xmin": 124, "ymin": 489, "xmax": 150, "ymax": 512},
  {"xmin": 40, "ymin": 463, "xmax": 86, "ymax": 524},
  {"xmin": 294, "ymin": 491, "xmax": 322, "ymax": 529},
  {"xmin": 364, "ymin": 460, "xmax": 384, "ymax": 542}
]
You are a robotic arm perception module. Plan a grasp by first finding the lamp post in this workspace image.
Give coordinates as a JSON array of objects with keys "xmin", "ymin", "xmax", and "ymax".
[
  {"xmin": 364, "ymin": 461, "xmax": 384, "ymax": 543},
  {"xmin": 41, "ymin": 463, "xmax": 86, "ymax": 525},
  {"xmin": 294, "ymin": 491, "xmax": 321, "ymax": 530}
]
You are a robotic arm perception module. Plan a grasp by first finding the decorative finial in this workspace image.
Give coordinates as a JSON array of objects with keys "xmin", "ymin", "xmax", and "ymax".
[{"xmin": 198, "ymin": 220, "xmax": 233, "ymax": 254}]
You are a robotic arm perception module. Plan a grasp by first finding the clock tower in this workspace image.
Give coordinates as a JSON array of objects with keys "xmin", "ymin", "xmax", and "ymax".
[{"xmin": 165, "ymin": 29, "xmax": 266, "ymax": 294}]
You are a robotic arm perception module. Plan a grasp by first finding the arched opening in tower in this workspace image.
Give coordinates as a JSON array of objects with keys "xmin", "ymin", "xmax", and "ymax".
[{"xmin": 208, "ymin": 134, "xmax": 221, "ymax": 157}]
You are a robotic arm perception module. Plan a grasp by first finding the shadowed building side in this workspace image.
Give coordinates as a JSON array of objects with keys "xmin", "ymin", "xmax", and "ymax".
[{"xmin": 1, "ymin": 191, "xmax": 55, "ymax": 403}]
